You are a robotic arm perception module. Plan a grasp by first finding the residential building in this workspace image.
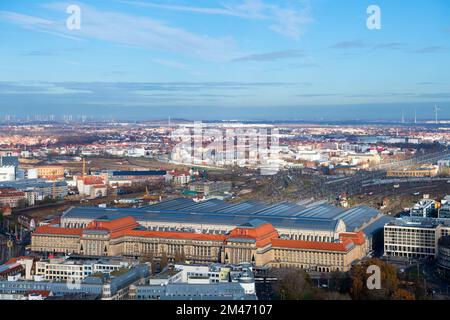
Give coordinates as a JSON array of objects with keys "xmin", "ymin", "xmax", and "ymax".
[
  {"xmin": 0, "ymin": 155, "xmax": 19, "ymax": 168},
  {"xmin": 189, "ymin": 181, "xmax": 232, "ymax": 196},
  {"xmin": 107, "ymin": 170, "xmax": 166, "ymax": 187},
  {"xmin": 410, "ymin": 199, "xmax": 437, "ymax": 218},
  {"xmin": 387, "ymin": 165, "xmax": 439, "ymax": 178},
  {"xmin": 0, "ymin": 179, "xmax": 68, "ymax": 201},
  {"xmin": 75, "ymin": 175, "xmax": 108, "ymax": 199},
  {"xmin": 0, "ymin": 187, "xmax": 26, "ymax": 208},
  {"xmin": 35, "ymin": 257, "xmax": 129, "ymax": 282},
  {"xmin": 36, "ymin": 165, "xmax": 65, "ymax": 180},
  {"xmin": 0, "ymin": 264, "xmax": 150, "ymax": 300},
  {"xmin": 439, "ymin": 203, "xmax": 450, "ymax": 219},
  {"xmin": 0, "ymin": 166, "xmax": 16, "ymax": 182}
]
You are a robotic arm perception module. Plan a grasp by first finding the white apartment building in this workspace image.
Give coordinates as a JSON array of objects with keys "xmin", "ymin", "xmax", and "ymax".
[
  {"xmin": 35, "ymin": 258, "xmax": 129, "ymax": 282},
  {"xmin": 0, "ymin": 166, "xmax": 16, "ymax": 181},
  {"xmin": 410, "ymin": 199, "xmax": 436, "ymax": 218}
]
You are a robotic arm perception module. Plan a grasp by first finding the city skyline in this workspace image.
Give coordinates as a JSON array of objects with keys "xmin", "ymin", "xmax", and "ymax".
[{"xmin": 0, "ymin": 0, "xmax": 449, "ymax": 120}]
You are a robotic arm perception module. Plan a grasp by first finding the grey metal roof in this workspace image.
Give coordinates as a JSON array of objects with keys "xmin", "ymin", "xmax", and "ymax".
[
  {"xmin": 292, "ymin": 204, "xmax": 344, "ymax": 219},
  {"xmin": 63, "ymin": 204, "xmax": 343, "ymax": 232},
  {"xmin": 61, "ymin": 198, "xmax": 387, "ymax": 233},
  {"xmin": 361, "ymin": 215, "xmax": 395, "ymax": 237},
  {"xmin": 335, "ymin": 206, "xmax": 381, "ymax": 232},
  {"xmin": 240, "ymin": 219, "xmax": 268, "ymax": 228},
  {"xmin": 136, "ymin": 283, "xmax": 257, "ymax": 300},
  {"xmin": 254, "ymin": 202, "xmax": 306, "ymax": 216}
]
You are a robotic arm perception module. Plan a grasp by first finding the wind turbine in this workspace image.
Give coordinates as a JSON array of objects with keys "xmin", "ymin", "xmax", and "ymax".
[{"xmin": 434, "ymin": 105, "xmax": 441, "ymax": 124}]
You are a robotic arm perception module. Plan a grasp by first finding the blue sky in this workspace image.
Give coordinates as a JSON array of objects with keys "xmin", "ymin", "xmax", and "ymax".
[{"xmin": 0, "ymin": 0, "xmax": 449, "ymax": 120}]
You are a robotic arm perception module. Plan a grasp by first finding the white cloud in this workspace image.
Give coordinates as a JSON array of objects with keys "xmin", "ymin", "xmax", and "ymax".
[
  {"xmin": 0, "ymin": 2, "xmax": 241, "ymax": 62},
  {"xmin": 0, "ymin": 82, "xmax": 92, "ymax": 95},
  {"xmin": 151, "ymin": 58, "xmax": 190, "ymax": 70},
  {"xmin": 0, "ymin": 10, "xmax": 83, "ymax": 41},
  {"xmin": 119, "ymin": 0, "xmax": 313, "ymax": 40}
]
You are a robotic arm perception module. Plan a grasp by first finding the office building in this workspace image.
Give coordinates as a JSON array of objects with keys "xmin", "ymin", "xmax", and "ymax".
[
  {"xmin": 0, "ymin": 166, "xmax": 16, "ymax": 182},
  {"xmin": 0, "ymin": 187, "xmax": 26, "ymax": 208},
  {"xmin": 0, "ymin": 179, "xmax": 68, "ymax": 201},
  {"xmin": 130, "ymin": 263, "xmax": 257, "ymax": 300},
  {"xmin": 35, "ymin": 257, "xmax": 130, "ymax": 282},
  {"xmin": 0, "ymin": 264, "xmax": 150, "ymax": 300},
  {"xmin": 384, "ymin": 217, "xmax": 450, "ymax": 258},
  {"xmin": 189, "ymin": 181, "xmax": 232, "ymax": 196},
  {"xmin": 410, "ymin": 199, "xmax": 437, "ymax": 218},
  {"xmin": 387, "ymin": 165, "xmax": 439, "ymax": 178},
  {"xmin": 36, "ymin": 165, "xmax": 65, "ymax": 180}
]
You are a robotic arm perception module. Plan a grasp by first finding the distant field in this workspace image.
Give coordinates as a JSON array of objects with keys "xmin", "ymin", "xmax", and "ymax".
[{"xmin": 21, "ymin": 156, "xmax": 193, "ymax": 175}]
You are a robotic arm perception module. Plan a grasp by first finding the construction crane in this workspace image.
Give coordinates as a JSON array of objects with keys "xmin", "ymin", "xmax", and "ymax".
[
  {"xmin": 143, "ymin": 186, "xmax": 162, "ymax": 202},
  {"xmin": 82, "ymin": 157, "xmax": 87, "ymax": 177}
]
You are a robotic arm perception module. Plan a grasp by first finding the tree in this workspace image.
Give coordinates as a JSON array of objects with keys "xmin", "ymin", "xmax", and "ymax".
[
  {"xmin": 273, "ymin": 268, "xmax": 320, "ymax": 300},
  {"xmin": 392, "ymin": 288, "xmax": 415, "ymax": 300},
  {"xmin": 140, "ymin": 252, "xmax": 155, "ymax": 274},
  {"xmin": 17, "ymin": 199, "xmax": 28, "ymax": 209},
  {"xmin": 349, "ymin": 258, "xmax": 403, "ymax": 300},
  {"xmin": 160, "ymin": 252, "xmax": 169, "ymax": 271},
  {"xmin": 174, "ymin": 250, "xmax": 186, "ymax": 263},
  {"xmin": 329, "ymin": 270, "xmax": 351, "ymax": 293}
]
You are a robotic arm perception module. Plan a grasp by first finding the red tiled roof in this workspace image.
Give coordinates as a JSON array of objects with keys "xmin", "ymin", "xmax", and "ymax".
[
  {"xmin": 34, "ymin": 225, "xmax": 83, "ymax": 236},
  {"xmin": 339, "ymin": 232, "xmax": 366, "ymax": 245},
  {"xmin": 92, "ymin": 184, "xmax": 106, "ymax": 188},
  {"xmin": 27, "ymin": 290, "xmax": 51, "ymax": 297},
  {"xmin": 114, "ymin": 229, "xmax": 227, "ymax": 241},
  {"xmin": 79, "ymin": 176, "xmax": 104, "ymax": 185},
  {"xmin": 86, "ymin": 216, "xmax": 139, "ymax": 234},
  {"xmin": 4, "ymin": 256, "xmax": 36, "ymax": 265},
  {"xmin": 227, "ymin": 222, "xmax": 279, "ymax": 247},
  {"xmin": 0, "ymin": 189, "xmax": 25, "ymax": 197},
  {"xmin": 49, "ymin": 217, "xmax": 61, "ymax": 225}
]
